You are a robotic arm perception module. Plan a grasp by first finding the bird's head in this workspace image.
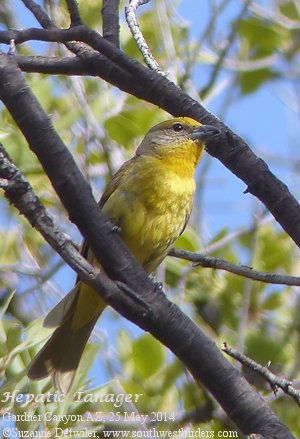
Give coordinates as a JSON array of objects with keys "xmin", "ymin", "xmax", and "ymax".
[{"xmin": 136, "ymin": 117, "xmax": 220, "ymax": 164}]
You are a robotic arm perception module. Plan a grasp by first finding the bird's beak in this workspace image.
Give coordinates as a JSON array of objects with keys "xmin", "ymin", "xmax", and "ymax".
[{"xmin": 190, "ymin": 125, "xmax": 221, "ymax": 141}]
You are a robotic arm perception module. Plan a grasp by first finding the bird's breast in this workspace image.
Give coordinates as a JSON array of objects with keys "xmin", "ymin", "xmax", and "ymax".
[{"xmin": 103, "ymin": 161, "xmax": 195, "ymax": 273}]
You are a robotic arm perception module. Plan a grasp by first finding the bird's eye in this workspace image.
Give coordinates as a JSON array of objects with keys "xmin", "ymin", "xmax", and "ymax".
[{"xmin": 172, "ymin": 123, "xmax": 184, "ymax": 132}]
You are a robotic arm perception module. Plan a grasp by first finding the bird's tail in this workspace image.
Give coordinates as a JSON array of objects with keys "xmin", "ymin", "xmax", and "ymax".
[{"xmin": 27, "ymin": 283, "xmax": 105, "ymax": 394}]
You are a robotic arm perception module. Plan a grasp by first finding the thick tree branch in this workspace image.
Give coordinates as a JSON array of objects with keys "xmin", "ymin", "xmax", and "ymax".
[
  {"xmin": 0, "ymin": 25, "xmax": 158, "ymax": 80},
  {"xmin": 0, "ymin": 26, "xmax": 107, "ymax": 45},
  {"xmin": 21, "ymin": 0, "xmax": 54, "ymax": 29},
  {"xmin": 0, "ymin": 52, "xmax": 294, "ymax": 438},
  {"xmin": 65, "ymin": 0, "xmax": 83, "ymax": 26},
  {"xmin": 101, "ymin": 0, "xmax": 120, "ymax": 47},
  {"xmin": 15, "ymin": 54, "xmax": 138, "ymax": 94}
]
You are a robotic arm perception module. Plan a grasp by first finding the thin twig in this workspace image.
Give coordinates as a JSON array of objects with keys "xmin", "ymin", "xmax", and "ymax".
[
  {"xmin": 125, "ymin": 0, "xmax": 166, "ymax": 75},
  {"xmin": 201, "ymin": 0, "xmax": 251, "ymax": 99},
  {"xmin": 179, "ymin": 0, "xmax": 229, "ymax": 89},
  {"xmin": 169, "ymin": 248, "xmax": 300, "ymax": 286},
  {"xmin": 222, "ymin": 342, "xmax": 300, "ymax": 406}
]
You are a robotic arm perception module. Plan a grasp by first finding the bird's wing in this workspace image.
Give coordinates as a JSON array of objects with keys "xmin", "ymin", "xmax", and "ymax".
[
  {"xmin": 179, "ymin": 208, "xmax": 192, "ymax": 237},
  {"xmin": 99, "ymin": 157, "xmax": 135, "ymax": 208},
  {"xmin": 77, "ymin": 157, "xmax": 135, "ymax": 276}
]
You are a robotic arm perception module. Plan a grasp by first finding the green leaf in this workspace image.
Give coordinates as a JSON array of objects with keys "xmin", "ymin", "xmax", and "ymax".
[
  {"xmin": 6, "ymin": 323, "xmax": 22, "ymax": 351},
  {"xmin": 279, "ymin": 1, "xmax": 300, "ymax": 20},
  {"xmin": 104, "ymin": 99, "xmax": 164, "ymax": 148},
  {"xmin": 246, "ymin": 332, "xmax": 286, "ymax": 364},
  {"xmin": 255, "ymin": 225, "xmax": 293, "ymax": 272},
  {"xmin": 238, "ymin": 18, "xmax": 285, "ymax": 54},
  {"xmin": 132, "ymin": 334, "xmax": 165, "ymax": 378},
  {"xmin": 0, "ymin": 290, "xmax": 16, "ymax": 318},
  {"xmin": 262, "ymin": 291, "xmax": 284, "ymax": 311},
  {"xmin": 239, "ymin": 68, "xmax": 278, "ymax": 94},
  {"xmin": 174, "ymin": 226, "xmax": 201, "ymax": 251}
]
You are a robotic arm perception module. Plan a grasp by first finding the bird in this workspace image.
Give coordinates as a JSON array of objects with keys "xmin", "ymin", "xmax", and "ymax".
[{"xmin": 27, "ymin": 117, "xmax": 220, "ymax": 394}]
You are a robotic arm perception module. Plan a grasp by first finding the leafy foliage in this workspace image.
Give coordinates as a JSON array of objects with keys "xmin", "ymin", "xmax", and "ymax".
[{"xmin": 1, "ymin": 0, "xmax": 300, "ymax": 437}]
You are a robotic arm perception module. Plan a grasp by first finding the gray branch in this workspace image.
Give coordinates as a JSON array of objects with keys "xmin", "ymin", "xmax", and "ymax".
[
  {"xmin": 125, "ymin": 0, "xmax": 166, "ymax": 75},
  {"xmin": 169, "ymin": 248, "xmax": 300, "ymax": 286},
  {"xmin": 222, "ymin": 343, "xmax": 300, "ymax": 407}
]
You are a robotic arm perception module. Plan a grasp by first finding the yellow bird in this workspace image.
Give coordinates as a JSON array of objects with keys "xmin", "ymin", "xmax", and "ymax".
[{"xmin": 27, "ymin": 117, "xmax": 219, "ymax": 393}]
